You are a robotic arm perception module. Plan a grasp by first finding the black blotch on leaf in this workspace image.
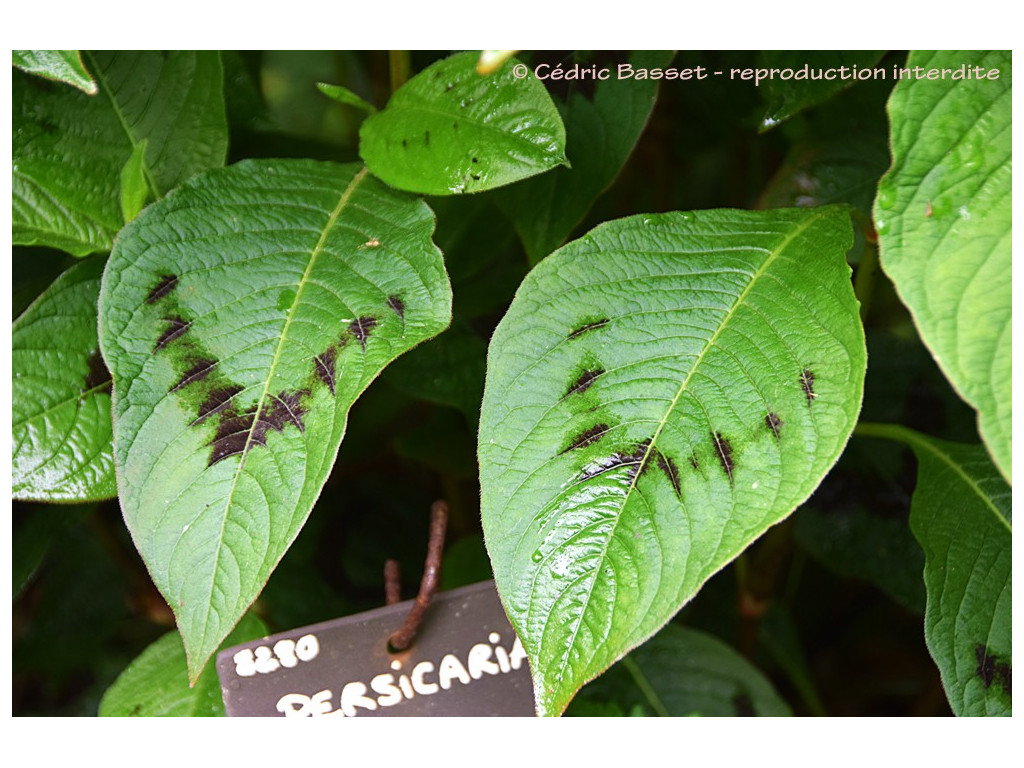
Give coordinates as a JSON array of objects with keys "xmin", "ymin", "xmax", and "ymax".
[
  {"xmin": 471, "ymin": 173, "xmax": 481, "ymax": 181},
  {"xmin": 765, "ymin": 411, "xmax": 783, "ymax": 441},
  {"xmin": 207, "ymin": 389, "xmax": 310, "ymax": 467},
  {"xmin": 560, "ymin": 423, "xmax": 611, "ymax": 454},
  {"xmin": 712, "ymin": 431, "xmax": 734, "ymax": 485},
  {"xmin": 579, "ymin": 441, "xmax": 648, "ymax": 484},
  {"xmin": 689, "ymin": 453, "xmax": 700, "ymax": 471},
  {"xmin": 472, "ymin": 157, "xmax": 479, "ymax": 163},
  {"xmin": 733, "ymin": 693, "xmax": 754, "ymax": 716},
  {"xmin": 154, "ymin": 315, "xmax": 190, "ymax": 352},
  {"xmin": 424, "ymin": 130, "xmax": 430, "ymax": 146},
  {"xmin": 402, "ymin": 138, "xmax": 407, "ymax": 148},
  {"xmin": 83, "ymin": 350, "xmax": 111, "ymax": 394},
  {"xmin": 568, "ymin": 318, "xmax": 610, "ymax": 340},
  {"xmin": 564, "ymin": 368, "xmax": 604, "ymax": 398},
  {"xmin": 196, "ymin": 384, "xmax": 244, "ymax": 423},
  {"xmin": 656, "ymin": 451, "xmax": 682, "ymax": 499},
  {"xmin": 975, "ymin": 644, "xmax": 1012, "ymax": 695},
  {"xmin": 314, "ymin": 346, "xmax": 338, "ymax": 396},
  {"xmin": 146, "ymin": 274, "xmax": 178, "ymax": 305},
  {"xmin": 800, "ymin": 368, "xmax": 817, "ymax": 403},
  {"xmin": 348, "ymin": 316, "xmax": 378, "ymax": 351},
  {"xmin": 387, "ymin": 295, "xmax": 405, "ymax": 320},
  {"xmin": 170, "ymin": 357, "xmax": 217, "ymax": 393}
]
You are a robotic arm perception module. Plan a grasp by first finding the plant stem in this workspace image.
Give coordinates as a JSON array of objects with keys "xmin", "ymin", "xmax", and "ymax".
[
  {"xmin": 854, "ymin": 241, "xmax": 879, "ymax": 323},
  {"xmin": 389, "ymin": 51, "xmax": 410, "ymax": 94},
  {"xmin": 621, "ymin": 655, "xmax": 670, "ymax": 716}
]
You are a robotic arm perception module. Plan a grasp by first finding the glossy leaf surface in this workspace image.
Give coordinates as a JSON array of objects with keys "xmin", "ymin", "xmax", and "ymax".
[
  {"xmin": 99, "ymin": 613, "xmax": 267, "ymax": 716},
  {"xmin": 13, "ymin": 51, "xmax": 227, "ymax": 256},
  {"xmin": 858, "ymin": 424, "xmax": 1011, "ymax": 716},
  {"xmin": 13, "ymin": 50, "xmax": 97, "ymax": 94},
  {"xmin": 13, "ymin": 258, "xmax": 116, "ymax": 501},
  {"xmin": 360, "ymin": 50, "xmax": 567, "ymax": 195},
  {"xmin": 98, "ymin": 159, "xmax": 452, "ymax": 681},
  {"xmin": 569, "ymin": 624, "xmax": 791, "ymax": 716},
  {"xmin": 874, "ymin": 50, "xmax": 1011, "ymax": 483},
  {"xmin": 481, "ymin": 207, "xmax": 865, "ymax": 715},
  {"xmin": 499, "ymin": 51, "xmax": 674, "ymax": 263}
]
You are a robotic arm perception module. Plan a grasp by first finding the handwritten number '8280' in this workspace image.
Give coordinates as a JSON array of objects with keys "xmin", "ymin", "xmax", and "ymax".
[{"xmin": 233, "ymin": 634, "xmax": 320, "ymax": 676}]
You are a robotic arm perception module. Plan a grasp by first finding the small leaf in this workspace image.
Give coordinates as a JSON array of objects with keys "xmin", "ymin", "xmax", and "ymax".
[
  {"xmin": 316, "ymin": 82, "xmax": 376, "ymax": 114},
  {"xmin": 569, "ymin": 624, "xmax": 791, "ymax": 716},
  {"xmin": 13, "ymin": 51, "xmax": 227, "ymax": 256},
  {"xmin": 499, "ymin": 50, "xmax": 674, "ymax": 262},
  {"xmin": 874, "ymin": 50, "xmax": 1011, "ymax": 483},
  {"xmin": 99, "ymin": 612, "xmax": 268, "ymax": 717},
  {"xmin": 857, "ymin": 424, "xmax": 1011, "ymax": 716},
  {"xmin": 757, "ymin": 51, "xmax": 885, "ymax": 131},
  {"xmin": 480, "ymin": 207, "xmax": 865, "ymax": 715},
  {"xmin": 13, "ymin": 257, "xmax": 116, "ymax": 502},
  {"xmin": 13, "ymin": 50, "xmax": 97, "ymax": 94},
  {"xmin": 359, "ymin": 50, "xmax": 567, "ymax": 195},
  {"xmin": 98, "ymin": 159, "xmax": 452, "ymax": 682},
  {"xmin": 120, "ymin": 139, "xmax": 150, "ymax": 223}
]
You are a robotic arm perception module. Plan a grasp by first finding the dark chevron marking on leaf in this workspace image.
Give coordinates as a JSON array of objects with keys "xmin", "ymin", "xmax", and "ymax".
[
  {"xmin": 196, "ymin": 384, "xmax": 244, "ymax": 423},
  {"xmin": 560, "ymin": 423, "xmax": 611, "ymax": 454},
  {"xmin": 975, "ymin": 644, "xmax": 1012, "ymax": 695},
  {"xmin": 83, "ymin": 350, "xmax": 112, "ymax": 394},
  {"xmin": 765, "ymin": 411, "xmax": 783, "ymax": 441},
  {"xmin": 170, "ymin": 358, "xmax": 217, "ymax": 393},
  {"xmin": 387, "ymin": 295, "xmax": 406, "ymax": 320},
  {"xmin": 655, "ymin": 451, "xmax": 682, "ymax": 499},
  {"xmin": 578, "ymin": 443, "xmax": 647, "ymax": 483},
  {"xmin": 207, "ymin": 388, "xmax": 310, "ymax": 467},
  {"xmin": 733, "ymin": 693, "xmax": 755, "ymax": 717},
  {"xmin": 712, "ymin": 431, "xmax": 734, "ymax": 485},
  {"xmin": 348, "ymin": 316, "xmax": 377, "ymax": 351},
  {"xmin": 689, "ymin": 453, "xmax": 700, "ymax": 471},
  {"xmin": 568, "ymin": 318, "xmax": 609, "ymax": 340},
  {"xmin": 313, "ymin": 346, "xmax": 338, "ymax": 396},
  {"xmin": 146, "ymin": 274, "xmax": 179, "ymax": 305},
  {"xmin": 564, "ymin": 368, "xmax": 604, "ymax": 399},
  {"xmin": 154, "ymin": 316, "xmax": 190, "ymax": 352},
  {"xmin": 800, "ymin": 368, "xmax": 817, "ymax": 403}
]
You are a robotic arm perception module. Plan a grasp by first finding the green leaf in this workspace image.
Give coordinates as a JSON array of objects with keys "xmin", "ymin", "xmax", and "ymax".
[
  {"xmin": 13, "ymin": 50, "xmax": 97, "ymax": 94},
  {"xmin": 13, "ymin": 51, "xmax": 227, "ymax": 256},
  {"xmin": 480, "ymin": 206, "xmax": 865, "ymax": 716},
  {"xmin": 120, "ymin": 139, "xmax": 150, "ymax": 224},
  {"xmin": 874, "ymin": 51, "xmax": 1011, "ymax": 483},
  {"xmin": 316, "ymin": 82, "xmax": 377, "ymax": 114},
  {"xmin": 757, "ymin": 51, "xmax": 886, "ymax": 131},
  {"xmin": 99, "ymin": 612, "xmax": 268, "ymax": 716},
  {"xmin": 359, "ymin": 50, "xmax": 567, "ymax": 195},
  {"xmin": 569, "ymin": 624, "xmax": 791, "ymax": 716},
  {"xmin": 856, "ymin": 423, "xmax": 1011, "ymax": 716},
  {"xmin": 13, "ymin": 257, "xmax": 116, "ymax": 502},
  {"xmin": 498, "ymin": 51, "xmax": 674, "ymax": 263},
  {"xmin": 98, "ymin": 159, "xmax": 452, "ymax": 682}
]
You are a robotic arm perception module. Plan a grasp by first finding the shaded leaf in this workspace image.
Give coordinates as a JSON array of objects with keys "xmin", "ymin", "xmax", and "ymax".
[
  {"xmin": 13, "ymin": 50, "xmax": 97, "ymax": 94},
  {"xmin": 99, "ymin": 613, "xmax": 268, "ymax": 717},
  {"xmin": 499, "ymin": 50, "xmax": 674, "ymax": 262},
  {"xmin": 98, "ymin": 159, "xmax": 452, "ymax": 682},
  {"xmin": 317, "ymin": 82, "xmax": 377, "ymax": 115},
  {"xmin": 480, "ymin": 207, "xmax": 865, "ymax": 715},
  {"xmin": 13, "ymin": 51, "xmax": 227, "ymax": 256},
  {"xmin": 757, "ymin": 51, "xmax": 885, "ymax": 131},
  {"xmin": 13, "ymin": 257, "xmax": 116, "ymax": 502},
  {"xmin": 857, "ymin": 424, "xmax": 1011, "ymax": 716},
  {"xmin": 360, "ymin": 50, "xmax": 567, "ymax": 195},
  {"xmin": 120, "ymin": 139, "xmax": 150, "ymax": 223},
  {"xmin": 874, "ymin": 50, "xmax": 1011, "ymax": 483},
  {"xmin": 568, "ymin": 624, "xmax": 791, "ymax": 716}
]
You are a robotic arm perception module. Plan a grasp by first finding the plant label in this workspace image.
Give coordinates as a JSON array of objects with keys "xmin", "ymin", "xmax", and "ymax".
[{"xmin": 216, "ymin": 580, "xmax": 536, "ymax": 716}]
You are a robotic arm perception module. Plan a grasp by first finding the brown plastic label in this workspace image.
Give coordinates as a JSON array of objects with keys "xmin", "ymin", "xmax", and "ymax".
[{"xmin": 216, "ymin": 580, "xmax": 536, "ymax": 717}]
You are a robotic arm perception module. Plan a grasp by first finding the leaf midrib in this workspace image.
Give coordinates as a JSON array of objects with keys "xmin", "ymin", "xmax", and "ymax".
[
  {"xmin": 190, "ymin": 166, "xmax": 371, "ymax": 674},
  {"xmin": 550, "ymin": 208, "xmax": 832, "ymax": 690}
]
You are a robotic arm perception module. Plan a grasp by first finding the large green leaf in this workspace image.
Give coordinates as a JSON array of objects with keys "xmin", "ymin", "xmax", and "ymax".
[
  {"xmin": 99, "ymin": 613, "xmax": 268, "ymax": 717},
  {"xmin": 13, "ymin": 50, "xmax": 97, "ymax": 94},
  {"xmin": 568, "ymin": 624, "xmax": 791, "ymax": 716},
  {"xmin": 359, "ymin": 50, "xmax": 567, "ymax": 195},
  {"xmin": 480, "ymin": 206, "xmax": 865, "ymax": 715},
  {"xmin": 856, "ymin": 423, "xmax": 1011, "ymax": 716},
  {"xmin": 498, "ymin": 51, "xmax": 674, "ymax": 263},
  {"xmin": 98, "ymin": 159, "xmax": 452, "ymax": 682},
  {"xmin": 13, "ymin": 257, "xmax": 116, "ymax": 501},
  {"xmin": 874, "ymin": 50, "xmax": 1011, "ymax": 483},
  {"xmin": 13, "ymin": 51, "xmax": 227, "ymax": 256}
]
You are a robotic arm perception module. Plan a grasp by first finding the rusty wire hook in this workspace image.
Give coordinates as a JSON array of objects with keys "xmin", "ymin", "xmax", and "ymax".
[{"xmin": 383, "ymin": 499, "xmax": 448, "ymax": 651}]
